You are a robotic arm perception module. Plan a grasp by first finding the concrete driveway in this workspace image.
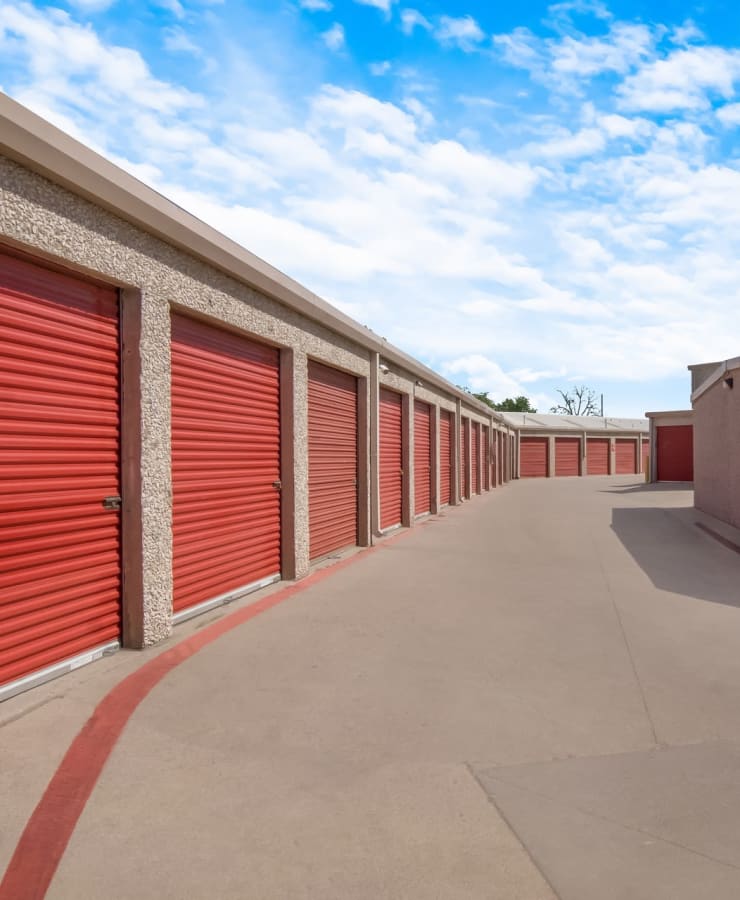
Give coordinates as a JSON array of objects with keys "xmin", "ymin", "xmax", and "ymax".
[{"xmin": 3, "ymin": 475, "xmax": 740, "ymax": 899}]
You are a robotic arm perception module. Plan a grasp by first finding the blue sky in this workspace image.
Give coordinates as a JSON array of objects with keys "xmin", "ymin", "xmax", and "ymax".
[{"xmin": 2, "ymin": 0, "xmax": 740, "ymax": 415}]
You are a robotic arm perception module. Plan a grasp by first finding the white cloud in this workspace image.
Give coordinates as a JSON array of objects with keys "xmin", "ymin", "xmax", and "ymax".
[
  {"xmin": 321, "ymin": 22, "xmax": 345, "ymax": 51},
  {"xmin": 435, "ymin": 15, "xmax": 485, "ymax": 52},
  {"xmin": 163, "ymin": 26, "xmax": 204, "ymax": 57},
  {"xmin": 550, "ymin": 23, "xmax": 654, "ymax": 77},
  {"xmin": 369, "ymin": 60, "xmax": 391, "ymax": 75},
  {"xmin": 617, "ymin": 46, "xmax": 740, "ymax": 112},
  {"xmin": 530, "ymin": 126, "xmax": 606, "ymax": 159},
  {"xmin": 66, "ymin": 0, "xmax": 118, "ymax": 12},
  {"xmin": 300, "ymin": 0, "xmax": 332, "ymax": 10},
  {"xmin": 311, "ymin": 85, "xmax": 418, "ymax": 143},
  {"xmin": 400, "ymin": 8, "xmax": 432, "ymax": 36},
  {"xmin": 717, "ymin": 103, "xmax": 740, "ymax": 126},
  {"xmin": 353, "ymin": 0, "xmax": 396, "ymax": 14}
]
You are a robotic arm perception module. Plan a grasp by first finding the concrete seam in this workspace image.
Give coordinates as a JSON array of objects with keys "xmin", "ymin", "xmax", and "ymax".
[
  {"xmin": 464, "ymin": 762, "xmax": 563, "ymax": 900},
  {"xmin": 594, "ymin": 539, "xmax": 660, "ymax": 747},
  {"xmin": 481, "ymin": 772, "xmax": 740, "ymax": 874}
]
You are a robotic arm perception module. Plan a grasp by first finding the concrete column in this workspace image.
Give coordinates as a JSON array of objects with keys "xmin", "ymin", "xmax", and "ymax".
[
  {"xmin": 609, "ymin": 437, "xmax": 616, "ymax": 475},
  {"xmin": 283, "ymin": 348, "xmax": 309, "ymax": 579},
  {"xmin": 548, "ymin": 435, "xmax": 555, "ymax": 477},
  {"xmin": 581, "ymin": 432, "xmax": 587, "ymax": 476},
  {"xmin": 453, "ymin": 398, "xmax": 462, "ymax": 505},
  {"xmin": 401, "ymin": 392, "xmax": 413, "ymax": 527}
]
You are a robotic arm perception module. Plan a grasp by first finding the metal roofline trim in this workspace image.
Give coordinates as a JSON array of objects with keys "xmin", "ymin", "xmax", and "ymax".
[{"xmin": 690, "ymin": 356, "xmax": 740, "ymax": 404}]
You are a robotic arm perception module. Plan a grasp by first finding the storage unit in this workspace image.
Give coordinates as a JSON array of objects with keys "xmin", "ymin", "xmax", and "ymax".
[
  {"xmin": 656, "ymin": 425, "xmax": 693, "ymax": 482},
  {"xmin": 413, "ymin": 400, "xmax": 432, "ymax": 516},
  {"xmin": 554, "ymin": 437, "xmax": 580, "ymax": 477},
  {"xmin": 439, "ymin": 410, "xmax": 452, "ymax": 506},
  {"xmin": 520, "ymin": 436, "xmax": 548, "ymax": 478},
  {"xmin": 615, "ymin": 438, "xmax": 637, "ymax": 474},
  {"xmin": 308, "ymin": 361, "xmax": 358, "ymax": 560},
  {"xmin": 471, "ymin": 422, "xmax": 480, "ymax": 494},
  {"xmin": 0, "ymin": 252, "xmax": 121, "ymax": 691},
  {"xmin": 379, "ymin": 388, "xmax": 404, "ymax": 530},
  {"xmin": 170, "ymin": 315, "xmax": 281, "ymax": 615},
  {"xmin": 586, "ymin": 438, "xmax": 609, "ymax": 475}
]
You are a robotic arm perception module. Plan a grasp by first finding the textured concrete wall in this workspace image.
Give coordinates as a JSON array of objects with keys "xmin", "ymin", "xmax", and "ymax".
[
  {"xmin": 1, "ymin": 157, "xmax": 372, "ymax": 644},
  {"xmin": 694, "ymin": 367, "xmax": 740, "ymax": 528}
]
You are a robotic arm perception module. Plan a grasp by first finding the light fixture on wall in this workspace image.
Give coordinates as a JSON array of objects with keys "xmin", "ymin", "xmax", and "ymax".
[
  {"xmin": 724, "ymin": 376, "xmax": 734, "ymax": 390},
  {"xmin": 415, "ymin": 379, "xmax": 423, "ymax": 387},
  {"xmin": 379, "ymin": 362, "xmax": 390, "ymax": 374}
]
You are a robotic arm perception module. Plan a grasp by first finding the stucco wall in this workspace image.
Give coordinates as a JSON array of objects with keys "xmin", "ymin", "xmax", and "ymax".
[
  {"xmin": 694, "ymin": 366, "xmax": 740, "ymax": 528},
  {"xmin": 1, "ymin": 156, "xmax": 373, "ymax": 644}
]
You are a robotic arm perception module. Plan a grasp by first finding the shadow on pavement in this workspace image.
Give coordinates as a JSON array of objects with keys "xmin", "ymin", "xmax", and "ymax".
[
  {"xmin": 611, "ymin": 506, "xmax": 740, "ymax": 607},
  {"xmin": 601, "ymin": 483, "xmax": 694, "ymax": 495}
]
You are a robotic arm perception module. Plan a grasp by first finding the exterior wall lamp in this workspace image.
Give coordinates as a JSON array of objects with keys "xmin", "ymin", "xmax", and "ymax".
[{"xmin": 724, "ymin": 376, "xmax": 734, "ymax": 389}]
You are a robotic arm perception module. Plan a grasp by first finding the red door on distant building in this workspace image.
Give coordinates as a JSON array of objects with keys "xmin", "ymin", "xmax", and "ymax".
[{"xmin": 520, "ymin": 437, "xmax": 548, "ymax": 478}]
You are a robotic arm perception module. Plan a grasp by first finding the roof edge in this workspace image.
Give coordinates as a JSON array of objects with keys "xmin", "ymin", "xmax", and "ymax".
[{"xmin": 691, "ymin": 357, "xmax": 740, "ymax": 403}]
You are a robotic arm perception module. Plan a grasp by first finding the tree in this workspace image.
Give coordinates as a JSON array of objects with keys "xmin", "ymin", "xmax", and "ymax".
[
  {"xmin": 492, "ymin": 396, "xmax": 537, "ymax": 413},
  {"xmin": 550, "ymin": 385, "xmax": 601, "ymax": 416}
]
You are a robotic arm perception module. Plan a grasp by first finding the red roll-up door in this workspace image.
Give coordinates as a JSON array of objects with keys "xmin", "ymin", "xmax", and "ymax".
[
  {"xmin": 171, "ymin": 315, "xmax": 281, "ymax": 614},
  {"xmin": 471, "ymin": 423, "xmax": 480, "ymax": 494},
  {"xmin": 482, "ymin": 426, "xmax": 490, "ymax": 490},
  {"xmin": 379, "ymin": 388, "xmax": 403, "ymax": 530},
  {"xmin": 615, "ymin": 438, "xmax": 637, "ymax": 474},
  {"xmin": 555, "ymin": 437, "xmax": 580, "ymax": 476},
  {"xmin": 413, "ymin": 400, "xmax": 432, "ymax": 516},
  {"xmin": 439, "ymin": 410, "xmax": 452, "ymax": 506},
  {"xmin": 1, "ymin": 252, "xmax": 121, "ymax": 690},
  {"xmin": 587, "ymin": 438, "xmax": 609, "ymax": 475},
  {"xmin": 520, "ymin": 437, "xmax": 548, "ymax": 478},
  {"xmin": 460, "ymin": 418, "xmax": 469, "ymax": 498},
  {"xmin": 657, "ymin": 425, "xmax": 693, "ymax": 481},
  {"xmin": 308, "ymin": 361, "xmax": 358, "ymax": 560}
]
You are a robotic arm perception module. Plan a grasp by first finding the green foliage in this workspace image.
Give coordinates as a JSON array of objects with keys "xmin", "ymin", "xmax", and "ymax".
[{"xmin": 492, "ymin": 395, "xmax": 537, "ymax": 412}]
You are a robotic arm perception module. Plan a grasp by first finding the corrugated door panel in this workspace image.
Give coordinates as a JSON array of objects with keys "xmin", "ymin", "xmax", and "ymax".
[
  {"xmin": 657, "ymin": 425, "xmax": 693, "ymax": 481},
  {"xmin": 555, "ymin": 438, "xmax": 580, "ymax": 477},
  {"xmin": 439, "ymin": 411, "xmax": 452, "ymax": 506},
  {"xmin": 586, "ymin": 438, "xmax": 609, "ymax": 475},
  {"xmin": 0, "ymin": 253, "xmax": 121, "ymax": 688},
  {"xmin": 520, "ymin": 437, "xmax": 548, "ymax": 478},
  {"xmin": 482, "ymin": 426, "xmax": 490, "ymax": 490},
  {"xmin": 615, "ymin": 438, "xmax": 637, "ymax": 474},
  {"xmin": 308, "ymin": 361, "xmax": 358, "ymax": 560},
  {"xmin": 171, "ymin": 315, "xmax": 280, "ymax": 613},
  {"xmin": 471, "ymin": 423, "xmax": 480, "ymax": 494},
  {"xmin": 379, "ymin": 388, "xmax": 403, "ymax": 530},
  {"xmin": 460, "ymin": 418, "xmax": 469, "ymax": 498},
  {"xmin": 413, "ymin": 400, "xmax": 432, "ymax": 516}
]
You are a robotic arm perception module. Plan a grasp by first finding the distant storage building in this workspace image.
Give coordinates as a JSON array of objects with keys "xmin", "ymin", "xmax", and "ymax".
[
  {"xmin": 497, "ymin": 413, "xmax": 649, "ymax": 479},
  {"xmin": 644, "ymin": 410, "xmax": 694, "ymax": 483}
]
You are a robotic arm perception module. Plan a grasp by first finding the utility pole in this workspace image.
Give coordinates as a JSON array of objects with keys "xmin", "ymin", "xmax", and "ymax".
[{"xmin": 600, "ymin": 394, "xmax": 604, "ymax": 416}]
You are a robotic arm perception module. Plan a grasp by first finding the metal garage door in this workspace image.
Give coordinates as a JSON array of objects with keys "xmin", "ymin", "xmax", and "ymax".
[
  {"xmin": 171, "ymin": 315, "xmax": 281, "ymax": 615},
  {"xmin": 439, "ymin": 410, "xmax": 452, "ymax": 506},
  {"xmin": 413, "ymin": 400, "xmax": 432, "ymax": 516},
  {"xmin": 471, "ymin": 422, "xmax": 480, "ymax": 495},
  {"xmin": 657, "ymin": 425, "xmax": 693, "ymax": 481},
  {"xmin": 308, "ymin": 361, "xmax": 358, "ymax": 560},
  {"xmin": 460, "ymin": 418, "xmax": 469, "ymax": 498},
  {"xmin": 615, "ymin": 438, "xmax": 637, "ymax": 474},
  {"xmin": 379, "ymin": 388, "xmax": 403, "ymax": 530},
  {"xmin": 555, "ymin": 437, "xmax": 580, "ymax": 477},
  {"xmin": 482, "ymin": 425, "xmax": 490, "ymax": 490},
  {"xmin": 520, "ymin": 437, "xmax": 548, "ymax": 478},
  {"xmin": 1, "ymin": 252, "xmax": 121, "ymax": 692},
  {"xmin": 587, "ymin": 438, "xmax": 609, "ymax": 475}
]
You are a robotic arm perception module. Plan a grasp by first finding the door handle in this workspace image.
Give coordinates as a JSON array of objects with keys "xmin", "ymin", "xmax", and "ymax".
[{"xmin": 102, "ymin": 496, "xmax": 121, "ymax": 510}]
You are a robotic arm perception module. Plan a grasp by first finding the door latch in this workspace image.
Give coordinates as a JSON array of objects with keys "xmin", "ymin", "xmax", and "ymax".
[
  {"xmin": 272, "ymin": 480, "xmax": 282, "ymax": 491},
  {"xmin": 102, "ymin": 496, "xmax": 122, "ymax": 510}
]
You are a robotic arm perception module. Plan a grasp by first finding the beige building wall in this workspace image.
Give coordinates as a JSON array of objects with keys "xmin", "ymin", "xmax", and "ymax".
[{"xmin": 693, "ymin": 364, "xmax": 740, "ymax": 528}]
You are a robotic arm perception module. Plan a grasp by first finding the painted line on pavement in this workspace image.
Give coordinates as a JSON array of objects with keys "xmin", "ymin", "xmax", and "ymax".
[{"xmin": 0, "ymin": 525, "xmax": 418, "ymax": 900}]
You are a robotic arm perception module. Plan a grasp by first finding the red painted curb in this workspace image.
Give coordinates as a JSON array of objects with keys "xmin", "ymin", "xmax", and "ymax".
[{"xmin": 0, "ymin": 528, "xmax": 421, "ymax": 900}]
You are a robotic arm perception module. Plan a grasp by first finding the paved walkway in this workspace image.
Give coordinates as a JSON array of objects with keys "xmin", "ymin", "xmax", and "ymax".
[{"xmin": 3, "ymin": 476, "xmax": 740, "ymax": 898}]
